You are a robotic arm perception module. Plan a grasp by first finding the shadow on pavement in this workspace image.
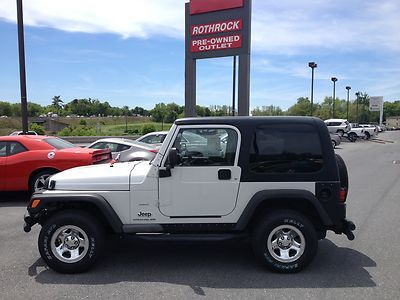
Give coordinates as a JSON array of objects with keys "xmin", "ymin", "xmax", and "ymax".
[
  {"xmin": 0, "ymin": 192, "xmax": 29, "ymax": 207},
  {"xmin": 29, "ymin": 238, "xmax": 376, "ymax": 291}
]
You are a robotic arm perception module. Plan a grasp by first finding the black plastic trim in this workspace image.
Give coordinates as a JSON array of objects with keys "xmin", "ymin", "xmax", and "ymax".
[
  {"xmin": 235, "ymin": 189, "xmax": 333, "ymax": 230},
  {"xmin": 28, "ymin": 192, "xmax": 123, "ymax": 233}
]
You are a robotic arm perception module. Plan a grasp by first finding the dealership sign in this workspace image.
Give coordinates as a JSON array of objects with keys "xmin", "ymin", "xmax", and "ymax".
[
  {"xmin": 185, "ymin": 0, "xmax": 251, "ymax": 59},
  {"xmin": 184, "ymin": 0, "xmax": 252, "ymax": 117},
  {"xmin": 369, "ymin": 96, "xmax": 383, "ymax": 112}
]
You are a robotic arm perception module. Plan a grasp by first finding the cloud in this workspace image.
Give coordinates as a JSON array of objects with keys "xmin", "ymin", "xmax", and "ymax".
[{"xmin": 1, "ymin": 0, "xmax": 399, "ymax": 54}]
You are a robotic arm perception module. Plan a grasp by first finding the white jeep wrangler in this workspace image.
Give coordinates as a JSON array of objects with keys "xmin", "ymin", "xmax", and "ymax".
[{"xmin": 24, "ymin": 117, "xmax": 355, "ymax": 273}]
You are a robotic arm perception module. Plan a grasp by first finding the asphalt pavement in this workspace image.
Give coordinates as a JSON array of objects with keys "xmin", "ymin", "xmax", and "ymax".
[{"xmin": 1, "ymin": 131, "xmax": 399, "ymax": 299}]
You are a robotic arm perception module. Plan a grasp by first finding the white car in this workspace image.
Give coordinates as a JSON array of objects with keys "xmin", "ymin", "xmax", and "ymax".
[
  {"xmin": 324, "ymin": 119, "xmax": 351, "ymax": 136},
  {"xmin": 359, "ymin": 124, "xmax": 377, "ymax": 139},
  {"xmin": 88, "ymin": 138, "xmax": 158, "ymax": 162},
  {"xmin": 9, "ymin": 131, "xmax": 38, "ymax": 136},
  {"xmin": 136, "ymin": 131, "xmax": 168, "ymax": 146}
]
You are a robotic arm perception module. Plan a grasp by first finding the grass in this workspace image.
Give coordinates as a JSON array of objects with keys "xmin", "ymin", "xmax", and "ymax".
[
  {"xmin": 100, "ymin": 122, "xmax": 173, "ymax": 136},
  {"xmin": 0, "ymin": 117, "xmax": 172, "ymax": 136}
]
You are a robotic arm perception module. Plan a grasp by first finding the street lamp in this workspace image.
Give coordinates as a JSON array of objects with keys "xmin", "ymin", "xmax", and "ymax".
[
  {"xmin": 331, "ymin": 77, "xmax": 338, "ymax": 118},
  {"xmin": 308, "ymin": 62, "xmax": 317, "ymax": 116},
  {"xmin": 16, "ymin": 0, "xmax": 29, "ymax": 133},
  {"xmin": 355, "ymin": 91, "xmax": 360, "ymax": 123},
  {"xmin": 346, "ymin": 86, "xmax": 351, "ymax": 120}
]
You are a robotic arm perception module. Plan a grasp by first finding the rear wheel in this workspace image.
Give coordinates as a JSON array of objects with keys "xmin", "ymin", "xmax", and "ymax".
[
  {"xmin": 348, "ymin": 132, "xmax": 357, "ymax": 142},
  {"xmin": 252, "ymin": 210, "xmax": 318, "ymax": 273},
  {"xmin": 365, "ymin": 131, "xmax": 371, "ymax": 139},
  {"xmin": 331, "ymin": 140, "xmax": 337, "ymax": 148},
  {"xmin": 38, "ymin": 210, "xmax": 104, "ymax": 273},
  {"xmin": 29, "ymin": 169, "xmax": 58, "ymax": 193}
]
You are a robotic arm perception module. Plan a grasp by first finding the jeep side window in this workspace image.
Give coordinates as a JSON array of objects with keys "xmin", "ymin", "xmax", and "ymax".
[
  {"xmin": 173, "ymin": 128, "xmax": 238, "ymax": 166},
  {"xmin": 249, "ymin": 124, "xmax": 323, "ymax": 173}
]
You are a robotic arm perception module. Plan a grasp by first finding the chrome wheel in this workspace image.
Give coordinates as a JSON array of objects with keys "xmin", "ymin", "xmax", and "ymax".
[
  {"xmin": 33, "ymin": 174, "xmax": 51, "ymax": 191},
  {"xmin": 266, "ymin": 225, "xmax": 305, "ymax": 263},
  {"xmin": 50, "ymin": 225, "xmax": 89, "ymax": 264}
]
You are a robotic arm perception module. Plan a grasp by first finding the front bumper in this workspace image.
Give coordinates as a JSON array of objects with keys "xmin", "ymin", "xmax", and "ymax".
[{"xmin": 23, "ymin": 211, "xmax": 37, "ymax": 233}]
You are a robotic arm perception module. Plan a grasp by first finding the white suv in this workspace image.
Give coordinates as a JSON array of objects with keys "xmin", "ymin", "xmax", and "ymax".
[{"xmin": 324, "ymin": 119, "xmax": 351, "ymax": 136}]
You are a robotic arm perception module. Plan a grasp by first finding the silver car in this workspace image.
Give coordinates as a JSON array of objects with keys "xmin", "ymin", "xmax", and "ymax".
[
  {"xmin": 88, "ymin": 138, "xmax": 158, "ymax": 162},
  {"xmin": 330, "ymin": 133, "xmax": 341, "ymax": 148},
  {"xmin": 136, "ymin": 131, "xmax": 168, "ymax": 147}
]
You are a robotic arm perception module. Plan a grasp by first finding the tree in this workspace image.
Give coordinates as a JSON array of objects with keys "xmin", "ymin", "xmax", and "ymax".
[
  {"xmin": 151, "ymin": 103, "xmax": 167, "ymax": 123},
  {"xmin": 287, "ymin": 97, "xmax": 311, "ymax": 116},
  {"xmin": 52, "ymin": 96, "xmax": 64, "ymax": 109},
  {"xmin": 0, "ymin": 101, "xmax": 12, "ymax": 116}
]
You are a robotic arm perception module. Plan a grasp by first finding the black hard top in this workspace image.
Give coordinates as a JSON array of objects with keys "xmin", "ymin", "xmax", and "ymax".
[{"xmin": 175, "ymin": 116, "xmax": 325, "ymax": 128}]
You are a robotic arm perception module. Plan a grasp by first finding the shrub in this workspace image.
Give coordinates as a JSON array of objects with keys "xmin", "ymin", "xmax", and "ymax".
[
  {"xmin": 141, "ymin": 124, "xmax": 156, "ymax": 135},
  {"xmin": 29, "ymin": 123, "xmax": 45, "ymax": 135}
]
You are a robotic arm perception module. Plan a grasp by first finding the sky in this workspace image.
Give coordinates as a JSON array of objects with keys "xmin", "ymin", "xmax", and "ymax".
[{"xmin": 0, "ymin": 0, "xmax": 399, "ymax": 111}]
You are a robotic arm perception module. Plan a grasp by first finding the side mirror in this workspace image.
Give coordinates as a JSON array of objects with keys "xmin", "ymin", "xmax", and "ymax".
[{"xmin": 168, "ymin": 148, "xmax": 178, "ymax": 168}]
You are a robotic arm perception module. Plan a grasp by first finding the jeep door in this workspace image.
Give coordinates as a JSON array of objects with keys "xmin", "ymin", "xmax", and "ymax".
[{"xmin": 158, "ymin": 126, "xmax": 241, "ymax": 217}]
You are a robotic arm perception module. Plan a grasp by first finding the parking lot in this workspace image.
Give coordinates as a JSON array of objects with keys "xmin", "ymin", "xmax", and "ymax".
[{"xmin": 1, "ymin": 131, "xmax": 399, "ymax": 300}]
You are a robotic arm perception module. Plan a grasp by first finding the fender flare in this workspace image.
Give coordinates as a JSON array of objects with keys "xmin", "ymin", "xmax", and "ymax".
[
  {"xmin": 28, "ymin": 193, "xmax": 123, "ymax": 233},
  {"xmin": 235, "ymin": 189, "xmax": 333, "ymax": 230}
]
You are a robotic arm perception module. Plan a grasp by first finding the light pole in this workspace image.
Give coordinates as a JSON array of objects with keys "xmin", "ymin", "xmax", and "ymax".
[
  {"xmin": 16, "ymin": 0, "xmax": 29, "ymax": 133},
  {"xmin": 331, "ymin": 77, "xmax": 338, "ymax": 118},
  {"xmin": 355, "ymin": 92, "xmax": 360, "ymax": 123},
  {"xmin": 346, "ymin": 86, "xmax": 351, "ymax": 120},
  {"xmin": 308, "ymin": 62, "xmax": 317, "ymax": 116}
]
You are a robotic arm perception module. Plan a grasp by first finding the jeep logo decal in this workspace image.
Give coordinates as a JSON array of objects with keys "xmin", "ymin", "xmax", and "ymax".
[{"xmin": 138, "ymin": 212, "xmax": 152, "ymax": 218}]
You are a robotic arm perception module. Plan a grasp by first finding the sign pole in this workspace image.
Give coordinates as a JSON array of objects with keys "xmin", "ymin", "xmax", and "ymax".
[
  {"xmin": 232, "ymin": 56, "xmax": 236, "ymax": 116},
  {"xmin": 16, "ymin": 0, "xmax": 29, "ymax": 133}
]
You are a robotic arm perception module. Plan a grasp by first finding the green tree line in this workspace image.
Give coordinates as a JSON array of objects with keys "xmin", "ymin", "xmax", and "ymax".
[{"xmin": 1, "ymin": 93, "xmax": 399, "ymax": 124}]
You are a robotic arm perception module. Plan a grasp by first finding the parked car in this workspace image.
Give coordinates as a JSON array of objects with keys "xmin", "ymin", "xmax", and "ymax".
[
  {"xmin": 324, "ymin": 119, "xmax": 351, "ymax": 136},
  {"xmin": 88, "ymin": 138, "xmax": 158, "ymax": 162},
  {"xmin": 348, "ymin": 123, "xmax": 366, "ymax": 141},
  {"xmin": 359, "ymin": 124, "xmax": 377, "ymax": 139},
  {"xmin": 9, "ymin": 131, "xmax": 38, "ymax": 136},
  {"xmin": 25, "ymin": 117, "xmax": 355, "ymax": 274},
  {"xmin": 136, "ymin": 131, "xmax": 168, "ymax": 146},
  {"xmin": 330, "ymin": 133, "xmax": 341, "ymax": 148},
  {"xmin": 0, "ymin": 135, "xmax": 111, "ymax": 193}
]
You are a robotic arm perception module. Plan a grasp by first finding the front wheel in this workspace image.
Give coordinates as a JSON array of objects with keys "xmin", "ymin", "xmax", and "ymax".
[
  {"xmin": 38, "ymin": 210, "xmax": 104, "ymax": 273},
  {"xmin": 252, "ymin": 210, "xmax": 318, "ymax": 273}
]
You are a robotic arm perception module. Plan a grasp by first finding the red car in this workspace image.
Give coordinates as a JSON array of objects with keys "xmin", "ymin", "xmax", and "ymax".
[{"xmin": 0, "ymin": 135, "xmax": 111, "ymax": 193}]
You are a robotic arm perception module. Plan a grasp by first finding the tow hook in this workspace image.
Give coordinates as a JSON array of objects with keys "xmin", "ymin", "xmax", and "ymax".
[{"xmin": 343, "ymin": 220, "xmax": 356, "ymax": 240}]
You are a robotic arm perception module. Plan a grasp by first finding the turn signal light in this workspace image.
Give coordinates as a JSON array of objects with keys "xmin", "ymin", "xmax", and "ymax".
[{"xmin": 31, "ymin": 199, "xmax": 41, "ymax": 208}]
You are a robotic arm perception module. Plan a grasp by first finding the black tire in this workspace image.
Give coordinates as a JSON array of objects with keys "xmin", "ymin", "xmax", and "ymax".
[
  {"xmin": 335, "ymin": 154, "xmax": 349, "ymax": 190},
  {"xmin": 331, "ymin": 140, "xmax": 337, "ymax": 148},
  {"xmin": 38, "ymin": 210, "xmax": 104, "ymax": 273},
  {"xmin": 252, "ymin": 210, "xmax": 318, "ymax": 273},
  {"xmin": 365, "ymin": 131, "xmax": 371, "ymax": 139},
  {"xmin": 29, "ymin": 169, "xmax": 58, "ymax": 194},
  {"xmin": 348, "ymin": 132, "xmax": 357, "ymax": 142}
]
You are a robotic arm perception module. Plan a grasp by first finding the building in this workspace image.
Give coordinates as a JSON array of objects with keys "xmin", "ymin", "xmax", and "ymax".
[
  {"xmin": 386, "ymin": 116, "xmax": 400, "ymax": 129},
  {"xmin": 31, "ymin": 118, "xmax": 69, "ymax": 133}
]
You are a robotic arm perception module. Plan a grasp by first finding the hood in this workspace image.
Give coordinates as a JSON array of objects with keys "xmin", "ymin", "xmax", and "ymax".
[{"xmin": 49, "ymin": 161, "xmax": 142, "ymax": 191}]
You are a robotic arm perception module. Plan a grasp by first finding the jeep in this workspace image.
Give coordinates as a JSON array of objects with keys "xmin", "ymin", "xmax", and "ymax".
[{"xmin": 24, "ymin": 117, "xmax": 355, "ymax": 273}]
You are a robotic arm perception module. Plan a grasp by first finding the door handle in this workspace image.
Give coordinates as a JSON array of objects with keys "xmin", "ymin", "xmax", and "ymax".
[{"xmin": 218, "ymin": 169, "xmax": 231, "ymax": 180}]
